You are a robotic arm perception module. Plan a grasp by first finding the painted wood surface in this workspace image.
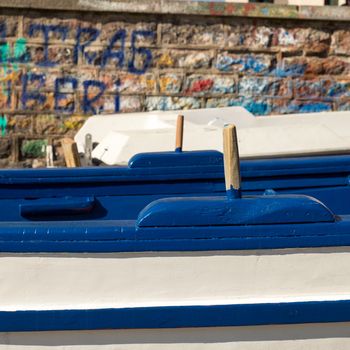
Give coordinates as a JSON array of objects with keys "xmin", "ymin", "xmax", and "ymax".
[{"xmin": 1, "ymin": 248, "xmax": 350, "ymax": 312}]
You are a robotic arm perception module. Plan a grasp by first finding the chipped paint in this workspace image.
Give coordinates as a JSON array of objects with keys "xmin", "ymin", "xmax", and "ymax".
[
  {"xmin": 216, "ymin": 54, "xmax": 272, "ymax": 74},
  {"xmin": 145, "ymin": 96, "xmax": 201, "ymax": 111},
  {"xmin": 239, "ymin": 77, "xmax": 290, "ymax": 97},
  {"xmin": 159, "ymin": 74, "xmax": 182, "ymax": 94},
  {"xmin": 206, "ymin": 97, "xmax": 270, "ymax": 116},
  {"xmin": 277, "ymin": 29, "xmax": 297, "ymax": 46},
  {"xmin": 187, "ymin": 78, "xmax": 214, "ymax": 94},
  {"xmin": 158, "ymin": 53, "xmax": 174, "ymax": 67}
]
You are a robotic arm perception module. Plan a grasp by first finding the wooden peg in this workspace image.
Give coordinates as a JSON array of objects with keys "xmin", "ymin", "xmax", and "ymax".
[
  {"xmin": 46, "ymin": 145, "xmax": 54, "ymax": 168},
  {"xmin": 223, "ymin": 124, "xmax": 241, "ymax": 197},
  {"xmin": 175, "ymin": 114, "xmax": 184, "ymax": 152}
]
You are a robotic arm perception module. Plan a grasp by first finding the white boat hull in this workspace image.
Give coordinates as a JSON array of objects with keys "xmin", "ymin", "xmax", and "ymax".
[
  {"xmin": 2, "ymin": 248, "xmax": 350, "ymax": 311},
  {"xmin": 2, "ymin": 247, "xmax": 350, "ymax": 348}
]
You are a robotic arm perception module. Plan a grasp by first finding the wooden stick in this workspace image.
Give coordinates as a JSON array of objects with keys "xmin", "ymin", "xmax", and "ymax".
[
  {"xmin": 223, "ymin": 125, "xmax": 241, "ymax": 194},
  {"xmin": 46, "ymin": 145, "xmax": 54, "ymax": 168},
  {"xmin": 175, "ymin": 114, "xmax": 184, "ymax": 152},
  {"xmin": 61, "ymin": 138, "xmax": 81, "ymax": 168},
  {"xmin": 84, "ymin": 133, "xmax": 93, "ymax": 166}
]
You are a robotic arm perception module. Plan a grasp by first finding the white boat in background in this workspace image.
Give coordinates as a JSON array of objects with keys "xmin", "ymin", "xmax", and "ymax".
[
  {"xmin": 75, "ymin": 107, "xmax": 350, "ymax": 165},
  {"xmin": 74, "ymin": 107, "xmax": 255, "ymax": 149}
]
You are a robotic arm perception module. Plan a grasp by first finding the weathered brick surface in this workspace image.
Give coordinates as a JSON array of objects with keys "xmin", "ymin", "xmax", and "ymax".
[
  {"xmin": 100, "ymin": 20, "xmax": 157, "ymax": 44},
  {"xmin": 294, "ymin": 79, "xmax": 350, "ymax": 99},
  {"xmin": 274, "ymin": 27, "xmax": 331, "ymax": 50},
  {"xmin": 159, "ymin": 73, "xmax": 183, "ymax": 94},
  {"xmin": 28, "ymin": 46, "xmax": 75, "ymax": 66},
  {"xmin": 145, "ymin": 96, "xmax": 202, "ymax": 111},
  {"xmin": 0, "ymin": 16, "xmax": 19, "ymax": 39},
  {"xmin": 226, "ymin": 25, "xmax": 273, "ymax": 49},
  {"xmin": 155, "ymin": 50, "xmax": 214, "ymax": 69},
  {"xmin": 34, "ymin": 115, "xmax": 65, "ymax": 135},
  {"xmin": 7, "ymin": 116, "xmax": 33, "ymax": 134},
  {"xmin": 119, "ymin": 96, "xmax": 143, "ymax": 112},
  {"xmin": 206, "ymin": 97, "xmax": 272, "ymax": 115},
  {"xmin": 238, "ymin": 77, "xmax": 291, "ymax": 97},
  {"xmin": 185, "ymin": 75, "xmax": 235, "ymax": 95},
  {"xmin": 120, "ymin": 74, "xmax": 157, "ymax": 94},
  {"xmin": 215, "ymin": 53, "xmax": 275, "ymax": 74},
  {"xmin": 276, "ymin": 57, "xmax": 350, "ymax": 77},
  {"xmin": 0, "ymin": 138, "xmax": 11, "ymax": 159},
  {"xmin": 0, "ymin": 8, "xmax": 349, "ymax": 167},
  {"xmin": 273, "ymin": 100, "xmax": 333, "ymax": 114},
  {"xmin": 331, "ymin": 30, "xmax": 350, "ymax": 55},
  {"xmin": 161, "ymin": 23, "xmax": 225, "ymax": 46}
]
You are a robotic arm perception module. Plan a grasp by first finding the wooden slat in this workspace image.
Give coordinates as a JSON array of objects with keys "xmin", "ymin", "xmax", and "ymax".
[{"xmin": 61, "ymin": 138, "xmax": 81, "ymax": 168}]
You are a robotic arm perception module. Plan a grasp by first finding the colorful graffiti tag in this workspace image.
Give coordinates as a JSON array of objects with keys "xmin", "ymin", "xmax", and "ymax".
[{"xmin": 0, "ymin": 23, "xmax": 155, "ymax": 114}]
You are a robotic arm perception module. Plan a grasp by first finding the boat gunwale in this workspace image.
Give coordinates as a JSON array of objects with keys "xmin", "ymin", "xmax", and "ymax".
[{"xmin": 1, "ymin": 216, "xmax": 350, "ymax": 252}]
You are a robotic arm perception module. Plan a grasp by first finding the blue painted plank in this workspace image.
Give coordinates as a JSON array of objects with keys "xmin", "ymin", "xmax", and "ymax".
[
  {"xmin": 1, "ymin": 153, "xmax": 350, "ymax": 182},
  {"xmin": 20, "ymin": 196, "xmax": 96, "ymax": 217},
  {"xmin": 2, "ymin": 299, "xmax": 350, "ymax": 332},
  {"xmin": 128, "ymin": 150, "xmax": 223, "ymax": 168},
  {"xmin": 1, "ymin": 218, "xmax": 350, "ymax": 252},
  {"xmin": 0, "ymin": 214, "xmax": 347, "ymax": 241}
]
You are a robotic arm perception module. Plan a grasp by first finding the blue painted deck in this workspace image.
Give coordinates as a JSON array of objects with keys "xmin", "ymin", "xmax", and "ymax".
[{"xmin": 0, "ymin": 151, "xmax": 350, "ymax": 221}]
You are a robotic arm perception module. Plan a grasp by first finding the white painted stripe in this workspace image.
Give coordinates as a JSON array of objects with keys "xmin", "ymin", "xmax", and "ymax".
[{"xmin": 1, "ymin": 247, "xmax": 350, "ymax": 311}]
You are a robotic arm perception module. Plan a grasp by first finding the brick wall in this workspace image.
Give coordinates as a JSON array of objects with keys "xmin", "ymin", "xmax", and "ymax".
[{"xmin": 0, "ymin": 1, "xmax": 350, "ymax": 167}]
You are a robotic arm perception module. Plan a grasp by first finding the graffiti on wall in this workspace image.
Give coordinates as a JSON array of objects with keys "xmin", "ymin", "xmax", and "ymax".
[
  {"xmin": 0, "ymin": 23, "xmax": 155, "ymax": 114},
  {"xmin": 0, "ymin": 18, "xmax": 345, "ymax": 126}
]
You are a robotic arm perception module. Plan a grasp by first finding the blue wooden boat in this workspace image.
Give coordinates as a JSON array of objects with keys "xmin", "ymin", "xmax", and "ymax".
[
  {"xmin": 0, "ymin": 150, "xmax": 350, "ymax": 221},
  {"xmin": 0, "ymin": 125, "xmax": 350, "ymax": 348}
]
